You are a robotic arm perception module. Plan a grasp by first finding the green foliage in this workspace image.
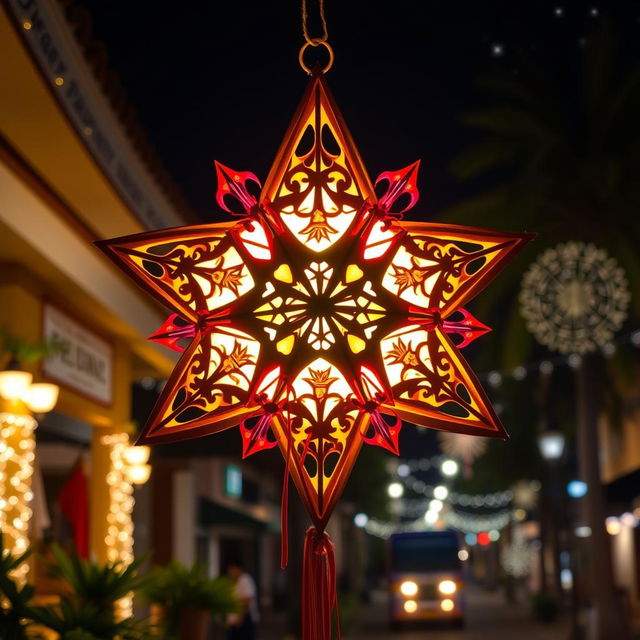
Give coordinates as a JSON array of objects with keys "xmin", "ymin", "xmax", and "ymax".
[
  {"xmin": 0, "ymin": 327, "xmax": 64, "ymax": 366},
  {"xmin": 30, "ymin": 600, "xmax": 148, "ymax": 640},
  {"xmin": 28, "ymin": 545, "xmax": 151, "ymax": 640},
  {"xmin": 141, "ymin": 561, "xmax": 238, "ymax": 635},
  {"xmin": 0, "ymin": 544, "xmax": 35, "ymax": 640},
  {"xmin": 46, "ymin": 544, "xmax": 149, "ymax": 607}
]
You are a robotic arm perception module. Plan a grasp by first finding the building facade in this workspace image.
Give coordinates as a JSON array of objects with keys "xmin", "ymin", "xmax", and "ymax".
[{"xmin": 0, "ymin": 0, "xmax": 185, "ymax": 591}]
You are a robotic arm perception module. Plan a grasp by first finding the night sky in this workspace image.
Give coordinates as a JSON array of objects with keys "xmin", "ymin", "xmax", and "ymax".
[{"xmin": 80, "ymin": 0, "xmax": 640, "ymax": 223}]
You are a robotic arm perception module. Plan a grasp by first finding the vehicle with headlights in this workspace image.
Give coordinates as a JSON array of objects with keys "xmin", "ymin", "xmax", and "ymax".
[{"xmin": 388, "ymin": 530, "xmax": 464, "ymax": 627}]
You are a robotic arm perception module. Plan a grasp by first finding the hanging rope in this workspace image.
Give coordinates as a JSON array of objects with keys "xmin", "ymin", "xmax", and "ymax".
[
  {"xmin": 302, "ymin": 0, "xmax": 328, "ymax": 44},
  {"xmin": 299, "ymin": 0, "xmax": 334, "ymax": 74}
]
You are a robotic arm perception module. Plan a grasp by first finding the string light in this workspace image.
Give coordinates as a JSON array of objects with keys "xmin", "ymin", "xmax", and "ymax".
[
  {"xmin": 605, "ymin": 517, "xmax": 622, "ymax": 536},
  {"xmin": 487, "ymin": 371, "xmax": 502, "ymax": 388},
  {"xmin": 568, "ymin": 353, "xmax": 582, "ymax": 369},
  {"xmin": 400, "ymin": 472, "xmax": 513, "ymax": 507},
  {"xmin": 0, "ymin": 413, "xmax": 37, "ymax": 583},
  {"xmin": 424, "ymin": 510, "xmax": 439, "ymax": 525},
  {"xmin": 512, "ymin": 366, "xmax": 527, "ymax": 381},
  {"xmin": 101, "ymin": 434, "xmax": 151, "ymax": 619},
  {"xmin": 440, "ymin": 459, "xmax": 459, "ymax": 477},
  {"xmin": 467, "ymin": 328, "xmax": 640, "ymax": 386},
  {"xmin": 620, "ymin": 512, "xmax": 637, "ymax": 528},
  {"xmin": 353, "ymin": 513, "xmax": 368, "ymax": 528},
  {"xmin": 387, "ymin": 482, "xmax": 404, "ymax": 499},
  {"xmin": 445, "ymin": 509, "xmax": 511, "ymax": 534},
  {"xmin": 433, "ymin": 485, "xmax": 448, "ymax": 500},
  {"xmin": 360, "ymin": 504, "xmax": 513, "ymax": 539},
  {"xmin": 396, "ymin": 463, "xmax": 410, "ymax": 478},
  {"xmin": 539, "ymin": 360, "xmax": 554, "ymax": 375}
]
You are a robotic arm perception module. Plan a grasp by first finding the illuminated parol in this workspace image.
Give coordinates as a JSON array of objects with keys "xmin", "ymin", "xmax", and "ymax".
[{"xmin": 98, "ymin": 72, "xmax": 532, "ymax": 531}]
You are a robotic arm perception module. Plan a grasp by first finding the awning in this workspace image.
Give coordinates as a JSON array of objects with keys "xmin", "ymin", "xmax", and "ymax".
[{"xmin": 198, "ymin": 498, "xmax": 268, "ymax": 532}]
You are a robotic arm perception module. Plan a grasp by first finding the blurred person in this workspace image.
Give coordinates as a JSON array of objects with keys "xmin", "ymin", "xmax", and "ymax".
[{"xmin": 226, "ymin": 559, "xmax": 259, "ymax": 640}]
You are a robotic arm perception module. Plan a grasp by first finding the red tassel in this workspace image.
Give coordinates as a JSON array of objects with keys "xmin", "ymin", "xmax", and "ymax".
[{"xmin": 301, "ymin": 527, "xmax": 340, "ymax": 640}]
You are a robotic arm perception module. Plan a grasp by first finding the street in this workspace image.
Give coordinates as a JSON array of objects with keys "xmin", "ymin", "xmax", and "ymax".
[
  {"xmin": 261, "ymin": 584, "xmax": 570, "ymax": 639},
  {"xmin": 349, "ymin": 586, "xmax": 569, "ymax": 640}
]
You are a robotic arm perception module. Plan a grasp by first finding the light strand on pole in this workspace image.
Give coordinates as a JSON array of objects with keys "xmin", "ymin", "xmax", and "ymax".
[
  {"xmin": 102, "ymin": 433, "xmax": 135, "ymax": 619},
  {"xmin": 0, "ymin": 412, "xmax": 36, "ymax": 583}
]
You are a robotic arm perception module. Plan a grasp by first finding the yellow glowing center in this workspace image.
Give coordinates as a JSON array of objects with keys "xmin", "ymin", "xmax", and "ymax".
[{"xmin": 254, "ymin": 261, "xmax": 385, "ymax": 355}]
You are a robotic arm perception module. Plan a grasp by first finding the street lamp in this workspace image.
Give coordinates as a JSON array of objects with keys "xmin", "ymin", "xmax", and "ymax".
[
  {"xmin": 0, "ymin": 361, "xmax": 60, "ymax": 414},
  {"xmin": 22, "ymin": 383, "xmax": 59, "ymax": 414},
  {"xmin": 537, "ymin": 429, "xmax": 565, "ymax": 461},
  {"xmin": 123, "ymin": 445, "xmax": 151, "ymax": 485},
  {"xmin": 0, "ymin": 366, "xmax": 32, "ymax": 401}
]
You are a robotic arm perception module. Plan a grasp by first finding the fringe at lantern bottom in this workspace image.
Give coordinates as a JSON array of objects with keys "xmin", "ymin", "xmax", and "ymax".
[{"xmin": 301, "ymin": 526, "xmax": 340, "ymax": 640}]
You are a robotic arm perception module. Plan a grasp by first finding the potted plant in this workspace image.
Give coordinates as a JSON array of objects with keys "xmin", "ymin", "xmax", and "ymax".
[
  {"xmin": 141, "ymin": 561, "xmax": 238, "ymax": 640},
  {"xmin": 29, "ymin": 544, "xmax": 151, "ymax": 639}
]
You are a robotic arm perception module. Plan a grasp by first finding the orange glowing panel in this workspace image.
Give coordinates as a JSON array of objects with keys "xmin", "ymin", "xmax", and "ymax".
[
  {"xmin": 261, "ymin": 76, "xmax": 375, "ymax": 253},
  {"xmin": 97, "ymin": 71, "xmax": 532, "ymax": 530}
]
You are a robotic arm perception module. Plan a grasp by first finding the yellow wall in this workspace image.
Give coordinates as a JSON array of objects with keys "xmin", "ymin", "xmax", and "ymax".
[
  {"xmin": 0, "ymin": 280, "xmax": 132, "ymax": 428},
  {"xmin": 0, "ymin": 278, "xmax": 134, "ymax": 563}
]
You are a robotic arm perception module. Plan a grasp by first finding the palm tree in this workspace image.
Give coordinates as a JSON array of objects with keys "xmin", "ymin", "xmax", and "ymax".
[
  {"xmin": 445, "ymin": 20, "xmax": 640, "ymax": 365},
  {"xmin": 444, "ymin": 20, "xmax": 639, "ymax": 640}
]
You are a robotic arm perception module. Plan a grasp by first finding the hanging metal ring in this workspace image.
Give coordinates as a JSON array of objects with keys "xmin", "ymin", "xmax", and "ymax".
[{"xmin": 298, "ymin": 39, "xmax": 334, "ymax": 75}]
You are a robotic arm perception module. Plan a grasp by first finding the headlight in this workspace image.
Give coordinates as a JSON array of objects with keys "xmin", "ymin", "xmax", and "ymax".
[
  {"xmin": 400, "ymin": 580, "xmax": 418, "ymax": 597},
  {"xmin": 438, "ymin": 579, "xmax": 457, "ymax": 595},
  {"xmin": 404, "ymin": 599, "xmax": 418, "ymax": 613},
  {"xmin": 441, "ymin": 598, "xmax": 455, "ymax": 612}
]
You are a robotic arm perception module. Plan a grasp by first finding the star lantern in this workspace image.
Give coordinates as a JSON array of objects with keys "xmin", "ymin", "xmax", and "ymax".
[{"xmin": 97, "ymin": 70, "xmax": 532, "ymax": 640}]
